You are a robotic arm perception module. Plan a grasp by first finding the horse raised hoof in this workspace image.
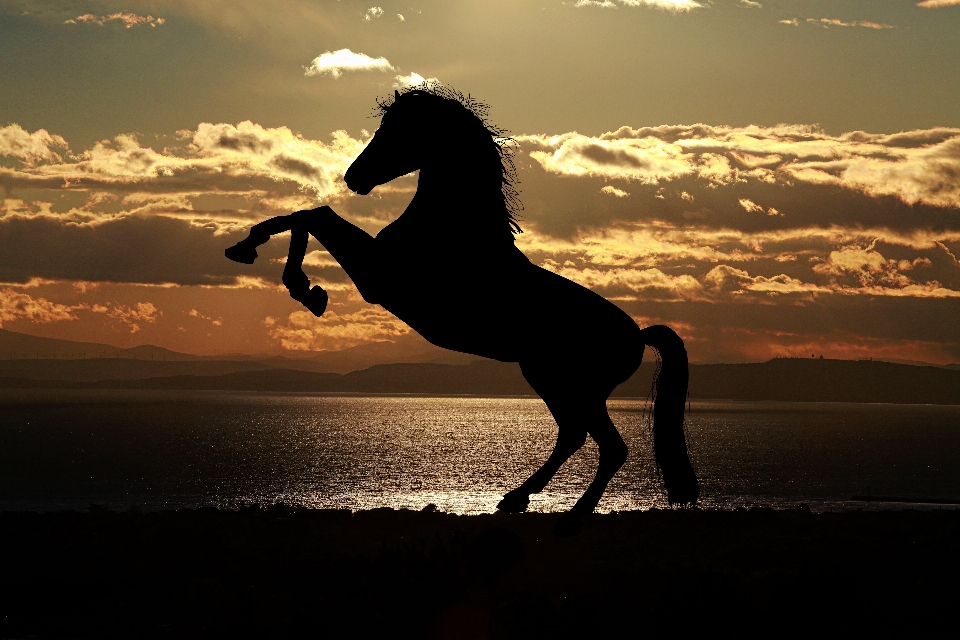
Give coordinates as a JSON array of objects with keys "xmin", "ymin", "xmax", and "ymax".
[
  {"xmin": 225, "ymin": 241, "xmax": 259, "ymax": 264},
  {"xmin": 496, "ymin": 492, "xmax": 530, "ymax": 513},
  {"xmin": 297, "ymin": 286, "xmax": 328, "ymax": 317},
  {"xmin": 552, "ymin": 512, "xmax": 582, "ymax": 538}
]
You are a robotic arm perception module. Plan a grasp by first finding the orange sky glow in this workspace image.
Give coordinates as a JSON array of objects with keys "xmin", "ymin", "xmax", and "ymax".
[{"xmin": 2, "ymin": 0, "xmax": 959, "ymax": 364}]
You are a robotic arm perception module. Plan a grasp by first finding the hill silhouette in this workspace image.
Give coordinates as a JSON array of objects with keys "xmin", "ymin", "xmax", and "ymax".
[
  {"xmin": 4, "ymin": 357, "xmax": 960, "ymax": 404},
  {"xmin": 305, "ymin": 333, "xmax": 476, "ymax": 372},
  {"xmin": 0, "ymin": 328, "xmax": 204, "ymax": 361},
  {"xmin": 0, "ymin": 329, "xmax": 477, "ymax": 377}
]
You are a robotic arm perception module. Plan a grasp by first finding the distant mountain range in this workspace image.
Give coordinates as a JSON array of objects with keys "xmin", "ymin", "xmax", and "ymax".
[
  {"xmin": 0, "ymin": 329, "xmax": 476, "ymax": 378},
  {"xmin": 2, "ymin": 329, "xmax": 960, "ymax": 403},
  {"xmin": 0, "ymin": 328, "xmax": 205, "ymax": 362}
]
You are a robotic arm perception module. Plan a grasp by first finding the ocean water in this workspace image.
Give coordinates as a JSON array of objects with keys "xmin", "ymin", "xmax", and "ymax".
[{"xmin": 2, "ymin": 390, "xmax": 959, "ymax": 513}]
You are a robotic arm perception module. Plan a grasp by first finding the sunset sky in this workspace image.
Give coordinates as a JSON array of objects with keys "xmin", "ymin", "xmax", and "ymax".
[{"xmin": 2, "ymin": 0, "xmax": 959, "ymax": 363}]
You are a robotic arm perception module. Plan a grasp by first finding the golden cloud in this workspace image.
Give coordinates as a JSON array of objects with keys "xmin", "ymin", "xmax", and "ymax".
[
  {"xmin": 1, "ymin": 123, "xmax": 365, "ymax": 207},
  {"xmin": 618, "ymin": 0, "xmax": 703, "ymax": 11},
  {"xmin": 3, "ymin": 121, "xmax": 960, "ymax": 308},
  {"xmin": 0, "ymin": 124, "xmax": 68, "ymax": 165},
  {"xmin": 519, "ymin": 223, "xmax": 960, "ymax": 302},
  {"xmin": 91, "ymin": 301, "xmax": 160, "ymax": 333},
  {"xmin": 0, "ymin": 288, "xmax": 81, "ymax": 326},
  {"xmin": 804, "ymin": 18, "xmax": 895, "ymax": 29},
  {"xmin": 525, "ymin": 133, "xmax": 694, "ymax": 184},
  {"xmin": 520, "ymin": 125, "xmax": 960, "ymax": 209},
  {"xmin": 303, "ymin": 49, "xmax": 395, "ymax": 78},
  {"xmin": 266, "ymin": 307, "xmax": 410, "ymax": 351},
  {"xmin": 65, "ymin": 12, "xmax": 165, "ymax": 28}
]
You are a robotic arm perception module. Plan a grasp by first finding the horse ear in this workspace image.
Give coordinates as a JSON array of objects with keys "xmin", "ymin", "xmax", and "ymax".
[{"xmin": 394, "ymin": 90, "xmax": 400, "ymax": 100}]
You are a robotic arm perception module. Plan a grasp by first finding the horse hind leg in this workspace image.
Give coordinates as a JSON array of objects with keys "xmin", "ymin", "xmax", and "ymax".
[
  {"xmin": 552, "ymin": 403, "xmax": 628, "ymax": 537},
  {"xmin": 498, "ymin": 389, "xmax": 627, "ymax": 536},
  {"xmin": 497, "ymin": 418, "xmax": 588, "ymax": 514}
]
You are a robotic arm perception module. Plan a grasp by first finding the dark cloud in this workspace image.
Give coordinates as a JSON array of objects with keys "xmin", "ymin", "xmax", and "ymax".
[{"xmin": 0, "ymin": 213, "xmax": 339, "ymax": 286}]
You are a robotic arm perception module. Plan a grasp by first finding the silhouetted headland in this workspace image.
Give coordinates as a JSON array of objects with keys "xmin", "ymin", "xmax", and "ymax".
[
  {"xmin": 5, "ymin": 357, "xmax": 960, "ymax": 404},
  {"xmin": 1, "ymin": 506, "xmax": 957, "ymax": 637}
]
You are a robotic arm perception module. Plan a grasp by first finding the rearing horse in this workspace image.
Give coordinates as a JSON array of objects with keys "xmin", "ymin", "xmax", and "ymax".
[{"xmin": 226, "ymin": 86, "xmax": 699, "ymax": 536}]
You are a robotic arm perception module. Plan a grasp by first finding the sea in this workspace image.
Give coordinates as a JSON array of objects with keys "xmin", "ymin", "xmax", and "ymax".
[{"xmin": 2, "ymin": 390, "xmax": 959, "ymax": 513}]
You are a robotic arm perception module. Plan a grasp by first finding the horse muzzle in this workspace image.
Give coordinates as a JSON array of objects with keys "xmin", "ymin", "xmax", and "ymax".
[
  {"xmin": 344, "ymin": 168, "xmax": 374, "ymax": 195},
  {"xmin": 349, "ymin": 183, "xmax": 374, "ymax": 196}
]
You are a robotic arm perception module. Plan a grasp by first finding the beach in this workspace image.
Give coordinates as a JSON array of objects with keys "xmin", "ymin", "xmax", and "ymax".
[{"xmin": 2, "ymin": 506, "xmax": 958, "ymax": 638}]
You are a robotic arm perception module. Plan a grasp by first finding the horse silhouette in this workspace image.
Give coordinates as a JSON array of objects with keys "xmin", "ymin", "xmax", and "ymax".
[{"xmin": 225, "ymin": 85, "xmax": 699, "ymax": 536}]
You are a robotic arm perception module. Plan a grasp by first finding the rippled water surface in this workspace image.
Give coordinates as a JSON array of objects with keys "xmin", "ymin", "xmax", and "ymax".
[{"xmin": 2, "ymin": 390, "xmax": 959, "ymax": 512}]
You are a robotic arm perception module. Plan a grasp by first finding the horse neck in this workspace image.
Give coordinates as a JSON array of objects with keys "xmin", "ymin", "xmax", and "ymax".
[
  {"xmin": 410, "ymin": 161, "xmax": 507, "ymax": 234},
  {"xmin": 404, "ymin": 163, "xmax": 513, "ymax": 255}
]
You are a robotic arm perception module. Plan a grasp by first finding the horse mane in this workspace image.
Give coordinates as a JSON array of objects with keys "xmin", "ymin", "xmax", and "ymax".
[{"xmin": 374, "ymin": 82, "xmax": 523, "ymax": 235}]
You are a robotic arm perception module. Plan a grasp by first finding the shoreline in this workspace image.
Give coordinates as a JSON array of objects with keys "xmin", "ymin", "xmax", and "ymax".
[{"xmin": 7, "ymin": 387, "xmax": 960, "ymax": 408}]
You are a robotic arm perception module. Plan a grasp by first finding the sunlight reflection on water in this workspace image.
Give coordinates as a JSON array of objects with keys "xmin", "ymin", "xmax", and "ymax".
[{"xmin": 2, "ymin": 391, "xmax": 960, "ymax": 513}]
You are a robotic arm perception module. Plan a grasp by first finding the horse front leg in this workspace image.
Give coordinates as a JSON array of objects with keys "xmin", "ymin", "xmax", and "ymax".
[
  {"xmin": 300, "ymin": 207, "xmax": 382, "ymax": 305},
  {"xmin": 226, "ymin": 206, "xmax": 382, "ymax": 309},
  {"xmin": 224, "ymin": 210, "xmax": 309, "ymax": 265},
  {"xmin": 281, "ymin": 226, "xmax": 328, "ymax": 317}
]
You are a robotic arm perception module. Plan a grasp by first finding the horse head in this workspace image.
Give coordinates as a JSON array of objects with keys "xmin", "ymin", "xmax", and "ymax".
[
  {"xmin": 345, "ymin": 90, "xmax": 423, "ymax": 195},
  {"xmin": 344, "ymin": 89, "xmax": 505, "ymax": 196}
]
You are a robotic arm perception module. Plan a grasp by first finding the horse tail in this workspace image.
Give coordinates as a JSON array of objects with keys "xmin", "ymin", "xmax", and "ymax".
[{"xmin": 637, "ymin": 324, "xmax": 700, "ymax": 506}]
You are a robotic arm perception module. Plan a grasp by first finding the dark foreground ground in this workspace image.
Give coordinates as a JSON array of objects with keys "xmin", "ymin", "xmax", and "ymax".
[{"xmin": 3, "ymin": 507, "xmax": 958, "ymax": 639}]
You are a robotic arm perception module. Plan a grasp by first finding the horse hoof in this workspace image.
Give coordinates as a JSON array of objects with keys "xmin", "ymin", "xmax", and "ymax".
[
  {"xmin": 225, "ymin": 242, "xmax": 258, "ymax": 264},
  {"xmin": 552, "ymin": 513, "xmax": 582, "ymax": 538},
  {"xmin": 496, "ymin": 493, "xmax": 530, "ymax": 513},
  {"xmin": 662, "ymin": 458, "xmax": 701, "ymax": 506},
  {"xmin": 302, "ymin": 286, "xmax": 328, "ymax": 317}
]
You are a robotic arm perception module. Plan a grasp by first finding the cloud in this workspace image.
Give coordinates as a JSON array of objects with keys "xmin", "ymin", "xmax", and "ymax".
[
  {"xmin": 739, "ymin": 198, "xmax": 781, "ymax": 216},
  {"xmin": 303, "ymin": 49, "xmax": 395, "ymax": 79},
  {"xmin": 739, "ymin": 0, "xmax": 762, "ymax": 7},
  {"xmin": 811, "ymin": 243, "xmax": 940, "ymax": 292},
  {"xmin": 0, "ymin": 124, "xmax": 68, "ymax": 165},
  {"xmin": 805, "ymin": 18, "xmax": 895, "ymax": 30},
  {"xmin": 363, "ymin": 6, "xmax": 384, "ymax": 21},
  {"xmin": 524, "ymin": 132, "xmax": 695, "ymax": 184},
  {"xmin": 600, "ymin": 185, "xmax": 629, "ymax": 197},
  {"xmin": 0, "ymin": 214, "xmax": 288, "ymax": 286},
  {"xmin": 4, "ymin": 120, "xmax": 960, "ymax": 312},
  {"xmin": 574, "ymin": 0, "xmax": 701, "ymax": 9},
  {"xmin": 917, "ymin": 0, "xmax": 960, "ymax": 7},
  {"xmin": 266, "ymin": 307, "xmax": 410, "ymax": 351},
  {"xmin": 618, "ymin": 0, "xmax": 703, "ymax": 11},
  {"xmin": 518, "ymin": 220, "xmax": 960, "ymax": 303},
  {"xmin": 780, "ymin": 17, "xmax": 895, "ymax": 29},
  {"xmin": 91, "ymin": 301, "xmax": 160, "ymax": 332},
  {"xmin": 4, "ymin": 113, "xmax": 960, "ymax": 362},
  {"xmin": 518, "ymin": 125, "xmax": 960, "ymax": 210},
  {"xmin": 0, "ymin": 288, "xmax": 81, "ymax": 327},
  {"xmin": 393, "ymin": 72, "xmax": 441, "ymax": 89},
  {"xmin": 65, "ymin": 13, "xmax": 165, "ymax": 28},
  {"xmin": 544, "ymin": 263, "xmax": 704, "ymax": 300},
  {"xmin": 1, "ymin": 122, "xmax": 365, "ymax": 204},
  {"xmin": 188, "ymin": 308, "xmax": 223, "ymax": 326}
]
